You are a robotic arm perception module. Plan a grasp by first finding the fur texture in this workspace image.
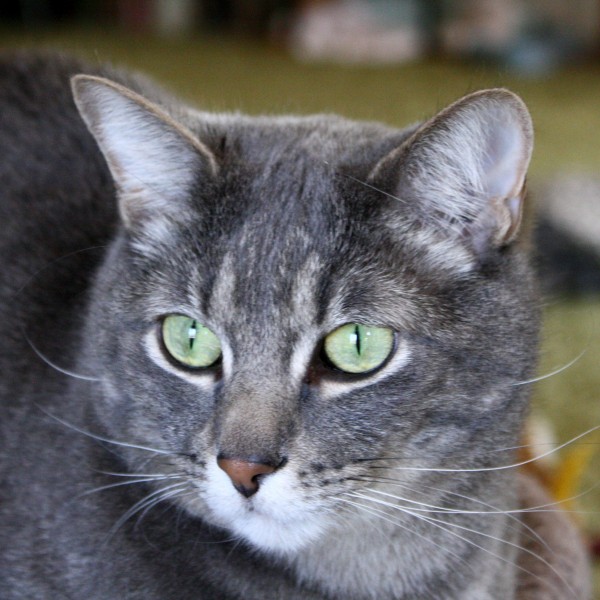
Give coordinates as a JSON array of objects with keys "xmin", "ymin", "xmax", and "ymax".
[{"xmin": 0, "ymin": 52, "xmax": 589, "ymax": 599}]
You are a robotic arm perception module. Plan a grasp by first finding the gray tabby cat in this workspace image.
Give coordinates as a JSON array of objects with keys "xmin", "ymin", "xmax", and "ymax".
[{"xmin": 0, "ymin": 53, "xmax": 590, "ymax": 599}]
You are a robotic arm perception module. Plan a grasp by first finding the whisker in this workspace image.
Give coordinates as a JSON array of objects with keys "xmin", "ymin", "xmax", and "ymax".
[
  {"xmin": 349, "ymin": 488, "xmax": 459, "ymax": 515},
  {"xmin": 476, "ymin": 439, "xmax": 600, "ymax": 454},
  {"xmin": 14, "ymin": 244, "xmax": 107, "ymax": 298},
  {"xmin": 14, "ymin": 245, "xmax": 107, "ymax": 382},
  {"xmin": 512, "ymin": 348, "xmax": 587, "ymax": 386},
  {"xmin": 353, "ymin": 477, "xmax": 554, "ymax": 555},
  {"xmin": 351, "ymin": 484, "xmax": 554, "ymax": 565},
  {"xmin": 96, "ymin": 470, "xmax": 182, "ymax": 478},
  {"xmin": 104, "ymin": 481, "xmax": 189, "ymax": 544},
  {"xmin": 336, "ymin": 171, "xmax": 407, "ymax": 204},
  {"xmin": 131, "ymin": 453, "xmax": 183, "ymax": 471},
  {"xmin": 338, "ymin": 496, "xmax": 469, "ymax": 568},
  {"xmin": 516, "ymin": 479, "xmax": 600, "ymax": 514},
  {"xmin": 348, "ymin": 484, "xmax": 545, "ymax": 563},
  {"xmin": 355, "ymin": 429, "xmax": 600, "ymax": 465},
  {"xmin": 385, "ymin": 425, "xmax": 600, "ymax": 474},
  {"xmin": 78, "ymin": 475, "xmax": 183, "ymax": 498},
  {"xmin": 36, "ymin": 405, "xmax": 178, "ymax": 456},
  {"xmin": 329, "ymin": 499, "xmax": 367, "ymax": 538},
  {"xmin": 25, "ymin": 330, "xmax": 100, "ymax": 382},
  {"xmin": 403, "ymin": 506, "xmax": 578, "ymax": 599},
  {"xmin": 132, "ymin": 486, "xmax": 192, "ymax": 533},
  {"xmin": 356, "ymin": 493, "xmax": 577, "ymax": 599},
  {"xmin": 336, "ymin": 170, "xmax": 474, "ymax": 236},
  {"xmin": 354, "ymin": 480, "xmax": 598, "ymax": 517}
]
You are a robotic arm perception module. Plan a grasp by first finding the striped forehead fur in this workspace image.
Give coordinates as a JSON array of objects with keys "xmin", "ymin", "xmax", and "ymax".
[{"xmin": 387, "ymin": 219, "xmax": 477, "ymax": 275}]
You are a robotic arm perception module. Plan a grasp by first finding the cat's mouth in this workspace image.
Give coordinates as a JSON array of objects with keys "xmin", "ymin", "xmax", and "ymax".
[{"xmin": 190, "ymin": 459, "xmax": 331, "ymax": 554}]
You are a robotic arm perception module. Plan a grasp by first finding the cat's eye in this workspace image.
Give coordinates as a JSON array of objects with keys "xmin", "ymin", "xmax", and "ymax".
[
  {"xmin": 161, "ymin": 314, "xmax": 222, "ymax": 368},
  {"xmin": 323, "ymin": 323, "xmax": 395, "ymax": 374}
]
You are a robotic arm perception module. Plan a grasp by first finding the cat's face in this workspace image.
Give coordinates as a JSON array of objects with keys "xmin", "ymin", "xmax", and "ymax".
[{"xmin": 74, "ymin": 77, "xmax": 537, "ymax": 555}]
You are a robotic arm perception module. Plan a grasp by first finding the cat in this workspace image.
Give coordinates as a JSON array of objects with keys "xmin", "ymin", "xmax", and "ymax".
[{"xmin": 0, "ymin": 51, "xmax": 591, "ymax": 599}]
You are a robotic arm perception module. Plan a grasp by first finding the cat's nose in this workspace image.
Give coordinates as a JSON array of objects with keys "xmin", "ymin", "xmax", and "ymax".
[{"xmin": 216, "ymin": 456, "xmax": 278, "ymax": 498}]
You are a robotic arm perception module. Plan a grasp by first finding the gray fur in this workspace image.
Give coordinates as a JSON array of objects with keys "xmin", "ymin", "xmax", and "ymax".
[{"xmin": 0, "ymin": 52, "xmax": 584, "ymax": 599}]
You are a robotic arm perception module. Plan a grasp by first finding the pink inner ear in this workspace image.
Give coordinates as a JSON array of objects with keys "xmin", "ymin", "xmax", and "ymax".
[
  {"xmin": 481, "ymin": 110, "xmax": 527, "ymax": 200},
  {"xmin": 507, "ymin": 195, "xmax": 523, "ymax": 223}
]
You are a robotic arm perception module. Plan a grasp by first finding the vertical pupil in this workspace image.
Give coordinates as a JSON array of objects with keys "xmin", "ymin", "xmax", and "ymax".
[
  {"xmin": 354, "ymin": 324, "xmax": 361, "ymax": 355},
  {"xmin": 188, "ymin": 320, "xmax": 197, "ymax": 350}
]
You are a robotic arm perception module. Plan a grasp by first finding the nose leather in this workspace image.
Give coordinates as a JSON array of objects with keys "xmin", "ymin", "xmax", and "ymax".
[{"xmin": 217, "ymin": 457, "xmax": 277, "ymax": 498}]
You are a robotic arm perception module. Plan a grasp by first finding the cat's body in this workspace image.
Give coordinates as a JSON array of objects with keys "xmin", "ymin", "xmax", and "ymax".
[{"xmin": 0, "ymin": 53, "xmax": 590, "ymax": 599}]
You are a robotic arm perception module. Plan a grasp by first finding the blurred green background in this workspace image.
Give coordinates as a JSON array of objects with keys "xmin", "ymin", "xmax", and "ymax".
[{"xmin": 1, "ymin": 0, "xmax": 599, "ymax": 595}]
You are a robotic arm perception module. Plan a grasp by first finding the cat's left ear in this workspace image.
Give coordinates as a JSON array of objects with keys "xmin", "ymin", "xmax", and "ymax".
[
  {"xmin": 371, "ymin": 89, "xmax": 533, "ymax": 254},
  {"xmin": 71, "ymin": 75, "xmax": 217, "ymax": 230}
]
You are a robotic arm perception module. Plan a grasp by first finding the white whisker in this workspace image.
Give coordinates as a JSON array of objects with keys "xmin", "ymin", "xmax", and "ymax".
[
  {"xmin": 104, "ymin": 481, "xmax": 189, "ymax": 544},
  {"xmin": 133, "ymin": 486, "xmax": 191, "ymax": 532},
  {"xmin": 387, "ymin": 425, "xmax": 600, "ymax": 474},
  {"xmin": 357, "ymin": 479, "xmax": 555, "ymax": 555},
  {"xmin": 340, "ymin": 172, "xmax": 407, "ymax": 204},
  {"xmin": 349, "ymin": 488, "xmax": 456, "ymax": 514},
  {"xmin": 404, "ymin": 506, "xmax": 577, "ymax": 599},
  {"xmin": 97, "ymin": 470, "xmax": 181, "ymax": 478},
  {"xmin": 356, "ymin": 437, "xmax": 600, "ymax": 463},
  {"xmin": 512, "ymin": 348, "xmax": 587, "ymax": 386},
  {"xmin": 79, "ymin": 475, "xmax": 183, "ymax": 498},
  {"xmin": 36, "ymin": 406, "xmax": 177, "ymax": 456},
  {"xmin": 351, "ymin": 484, "xmax": 555, "ymax": 567},
  {"xmin": 25, "ymin": 331, "xmax": 100, "ymax": 382},
  {"xmin": 15, "ymin": 244, "xmax": 107, "ymax": 298},
  {"xmin": 357, "ymin": 492, "xmax": 577, "ymax": 599},
  {"xmin": 356, "ymin": 482, "xmax": 597, "ymax": 517},
  {"xmin": 338, "ymin": 496, "xmax": 469, "ymax": 567}
]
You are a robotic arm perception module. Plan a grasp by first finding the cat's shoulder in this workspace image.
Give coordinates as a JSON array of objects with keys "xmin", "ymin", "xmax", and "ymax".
[{"xmin": 0, "ymin": 53, "xmax": 121, "ymax": 310}]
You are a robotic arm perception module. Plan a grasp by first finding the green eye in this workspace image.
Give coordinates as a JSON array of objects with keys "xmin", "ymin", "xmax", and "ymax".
[
  {"xmin": 161, "ymin": 314, "xmax": 222, "ymax": 368},
  {"xmin": 323, "ymin": 323, "xmax": 394, "ymax": 374}
]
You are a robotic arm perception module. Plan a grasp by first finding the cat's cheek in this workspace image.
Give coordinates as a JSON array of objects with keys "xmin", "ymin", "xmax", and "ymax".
[{"xmin": 198, "ymin": 460, "xmax": 330, "ymax": 554}]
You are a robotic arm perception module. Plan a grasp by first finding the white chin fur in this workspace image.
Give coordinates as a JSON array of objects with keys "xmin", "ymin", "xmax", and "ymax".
[{"xmin": 201, "ymin": 460, "xmax": 328, "ymax": 554}]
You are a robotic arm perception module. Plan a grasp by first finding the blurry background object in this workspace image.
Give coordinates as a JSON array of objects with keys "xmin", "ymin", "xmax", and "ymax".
[
  {"xmin": 289, "ymin": 0, "xmax": 425, "ymax": 64},
  {"xmin": 439, "ymin": 0, "xmax": 599, "ymax": 74},
  {"xmin": 536, "ymin": 175, "xmax": 600, "ymax": 295},
  {"xmin": 2, "ymin": 0, "xmax": 599, "ymax": 74}
]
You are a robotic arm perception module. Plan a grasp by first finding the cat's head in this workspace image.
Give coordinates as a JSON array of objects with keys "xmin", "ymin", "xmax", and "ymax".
[{"xmin": 72, "ymin": 75, "xmax": 537, "ymax": 555}]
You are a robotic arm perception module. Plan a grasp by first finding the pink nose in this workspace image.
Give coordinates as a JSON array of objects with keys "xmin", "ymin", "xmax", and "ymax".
[{"xmin": 217, "ymin": 457, "xmax": 276, "ymax": 498}]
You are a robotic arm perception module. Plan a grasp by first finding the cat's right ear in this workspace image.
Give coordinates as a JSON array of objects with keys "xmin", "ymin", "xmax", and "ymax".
[{"xmin": 71, "ymin": 75, "xmax": 217, "ymax": 230}]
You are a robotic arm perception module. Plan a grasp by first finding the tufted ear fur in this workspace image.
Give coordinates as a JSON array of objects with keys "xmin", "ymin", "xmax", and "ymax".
[
  {"xmin": 71, "ymin": 75, "xmax": 217, "ymax": 232},
  {"xmin": 371, "ymin": 89, "xmax": 533, "ymax": 255}
]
